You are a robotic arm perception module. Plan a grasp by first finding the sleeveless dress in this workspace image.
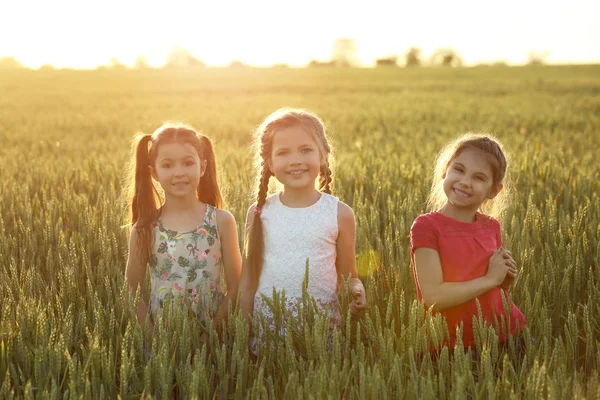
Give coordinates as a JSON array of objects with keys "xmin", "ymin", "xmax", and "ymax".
[
  {"xmin": 253, "ymin": 192, "xmax": 341, "ymax": 351},
  {"xmin": 148, "ymin": 205, "xmax": 224, "ymax": 324}
]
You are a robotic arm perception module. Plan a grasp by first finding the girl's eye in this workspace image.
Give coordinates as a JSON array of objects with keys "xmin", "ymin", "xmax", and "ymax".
[
  {"xmin": 185, "ymin": 161, "xmax": 194, "ymax": 167},
  {"xmin": 453, "ymin": 166, "xmax": 463, "ymax": 172},
  {"xmin": 476, "ymin": 176, "xmax": 485, "ymax": 181},
  {"xmin": 276, "ymin": 151, "xmax": 288, "ymax": 156},
  {"xmin": 301, "ymin": 148, "xmax": 313, "ymax": 153},
  {"xmin": 162, "ymin": 164, "xmax": 171, "ymax": 169}
]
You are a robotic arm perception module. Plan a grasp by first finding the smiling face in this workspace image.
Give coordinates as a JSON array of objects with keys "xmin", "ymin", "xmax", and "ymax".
[
  {"xmin": 151, "ymin": 141, "xmax": 206, "ymax": 199},
  {"xmin": 442, "ymin": 146, "xmax": 502, "ymax": 215},
  {"xmin": 268, "ymin": 124, "xmax": 323, "ymax": 191}
]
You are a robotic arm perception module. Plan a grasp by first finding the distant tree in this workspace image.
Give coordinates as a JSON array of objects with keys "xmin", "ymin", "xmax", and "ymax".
[
  {"xmin": 527, "ymin": 50, "xmax": 549, "ymax": 65},
  {"xmin": 109, "ymin": 57, "xmax": 127, "ymax": 70},
  {"xmin": 332, "ymin": 38, "xmax": 359, "ymax": 67},
  {"xmin": 430, "ymin": 48, "xmax": 463, "ymax": 67},
  {"xmin": 475, "ymin": 60, "xmax": 509, "ymax": 68},
  {"xmin": 228, "ymin": 60, "xmax": 248, "ymax": 68},
  {"xmin": 376, "ymin": 56, "xmax": 398, "ymax": 67},
  {"xmin": 307, "ymin": 59, "xmax": 335, "ymax": 68},
  {"xmin": 165, "ymin": 46, "xmax": 205, "ymax": 68},
  {"xmin": 0, "ymin": 56, "xmax": 24, "ymax": 69},
  {"xmin": 405, "ymin": 47, "xmax": 422, "ymax": 67},
  {"xmin": 38, "ymin": 64, "xmax": 56, "ymax": 71},
  {"xmin": 134, "ymin": 54, "xmax": 150, "ymax": 69}
]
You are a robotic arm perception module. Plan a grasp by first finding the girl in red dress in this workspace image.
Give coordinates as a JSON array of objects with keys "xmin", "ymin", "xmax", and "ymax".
[{"xmin": 411, "ymin": 134, "xmax": 525, "ymax": 352}]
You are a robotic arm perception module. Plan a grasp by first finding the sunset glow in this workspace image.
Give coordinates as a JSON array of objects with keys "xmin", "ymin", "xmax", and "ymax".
[{"xmin": 1, "ymin": 0, "xmax": 599, "ymax": 68}]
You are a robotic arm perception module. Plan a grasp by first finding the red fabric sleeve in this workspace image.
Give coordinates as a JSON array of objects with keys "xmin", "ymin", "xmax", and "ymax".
[
  {"xmin": 494, "ymin": 219, "xmax": 503, "ymax": 247},
  {"xmin": 410, "ymin": 215, "xmax": 439, "ymax": 253}
]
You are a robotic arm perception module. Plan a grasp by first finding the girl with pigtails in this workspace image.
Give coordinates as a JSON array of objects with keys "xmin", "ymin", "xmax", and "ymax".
[
  {"xmin": 239, "ymin": 108, "xmax": 367, "ymax": 353},
  {"xmin": 124, "ymin": 123, "xmax": 242, "ymax": 348}
]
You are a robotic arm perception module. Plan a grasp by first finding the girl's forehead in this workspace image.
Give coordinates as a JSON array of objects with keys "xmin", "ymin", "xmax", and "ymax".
[
  {"xmin": 156, "ymin": 142, "xmax": 199, "ymax": 159},
  {"xmin": 452, "ymin": 147, "xmax": 494, "ymax": 174},
  {"xmin": 272, "ymin": 125, "xmax": 318, "ymax": 148}
]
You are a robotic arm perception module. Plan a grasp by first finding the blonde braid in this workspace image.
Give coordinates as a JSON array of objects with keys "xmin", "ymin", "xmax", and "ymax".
[
  {"xmin": 256, "ymin": 161, "xmax": 271, "ymax": 212},
  {"xmin": 319, "ymin": 163, "xmax": 333, "ymax": 194}
]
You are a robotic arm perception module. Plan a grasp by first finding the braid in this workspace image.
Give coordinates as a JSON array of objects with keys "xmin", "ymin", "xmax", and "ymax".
[
  {"xmin": 246, "ymin": 161, "xmax": 272, "ymax": 287},
  {"xmin": 319, "ymin": 162, "xmax": 332, "ymax": 194},
  {"xmin": 256, "ymin": 161, "xmax": 271, "ymax": 210}
]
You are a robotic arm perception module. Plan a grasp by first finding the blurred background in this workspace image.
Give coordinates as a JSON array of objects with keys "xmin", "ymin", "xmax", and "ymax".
[{"xmin": 1, "ymin": 0, "xmax": 599, "ymax": 70}]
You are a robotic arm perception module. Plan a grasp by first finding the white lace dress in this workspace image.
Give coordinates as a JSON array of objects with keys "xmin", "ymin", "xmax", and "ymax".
[{"xmin": 252, "ymin": 192, "xmax": 341, "ymax": 352}]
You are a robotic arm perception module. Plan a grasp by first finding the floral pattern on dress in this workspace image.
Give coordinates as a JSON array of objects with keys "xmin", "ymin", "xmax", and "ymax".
[{"xmin": 148, "ymin": 205, "xmax": 224, "ymax": 324}]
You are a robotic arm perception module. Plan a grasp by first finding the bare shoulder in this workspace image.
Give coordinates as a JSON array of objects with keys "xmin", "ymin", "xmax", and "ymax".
[
  {"xmin": 215, "ymin": 208, "xmax": 237, "ymax": 233},
  {"xmin": 246, "ymin": 203, "xmax": 257, "ymax": 217},
  {"xmin": 245, "ymin": 203, "xmax": 258, "ymax": 227},
  {"xmin": 337, "ymin": 201, "xmax": 355, "ymax": 227},
  {"xmin": 216, "ymin": 208, "xmax": 236, "ymax": 225}
]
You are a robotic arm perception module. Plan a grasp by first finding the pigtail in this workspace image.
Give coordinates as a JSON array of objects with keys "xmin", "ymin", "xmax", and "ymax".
[
  {"xmin": 129, "ymin": 133, "xmax": 161, "ymax": 257},
  {"xmin": 245, "ymin": 161, "xmax": 272, "ymax": 287},
  {"xmin": 319, "ymin": 162, "xmax": 333, "ymax": 194},
  {"xmin": 197, "ymin": 135, "xmax": 223, "ymax": 208}
]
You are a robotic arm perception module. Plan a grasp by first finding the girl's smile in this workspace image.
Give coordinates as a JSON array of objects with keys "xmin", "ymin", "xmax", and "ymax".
[
  {"xmin": 151, "ymin": 142, "xmax": 205, "ymax": 199},
  {"xmin": 442, "ymin": 147, "xmax": 501, "ymax": 218},
  {"xmin": 269, "ymin": 125, "xmax": 322, "ymax": 191},
  {"xmin": 452, "ymin": 187, "xmax": 472, "ymax": 198}
]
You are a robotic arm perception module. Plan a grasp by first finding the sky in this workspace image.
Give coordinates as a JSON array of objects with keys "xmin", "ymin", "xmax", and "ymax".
[{"xmin": 0, "ymin": 0, "xmax": 598, "ymax": 69}]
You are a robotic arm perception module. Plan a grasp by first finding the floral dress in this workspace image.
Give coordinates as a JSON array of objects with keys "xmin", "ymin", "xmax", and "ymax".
[{"xmin": 148, "ymin": 205, "xmax": 223, "ymax": 324}]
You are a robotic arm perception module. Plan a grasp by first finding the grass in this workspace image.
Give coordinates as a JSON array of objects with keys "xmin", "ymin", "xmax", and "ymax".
[{"xmin": 0, "ymin": 65, "xmax": 599, "ymax": 398}]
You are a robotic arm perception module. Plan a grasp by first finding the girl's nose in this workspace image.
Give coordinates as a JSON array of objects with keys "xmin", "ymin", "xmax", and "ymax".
[
  {"xmin": 174, "ymin": 166, "xmax": 186, "ymax": 176},
  {"xmin": 459, "ymin": 176, "xmax": 471, "ymax": 187},
  {"xmin": 288, "ymin": 154, "xmax": 302, "ymax": 165}
]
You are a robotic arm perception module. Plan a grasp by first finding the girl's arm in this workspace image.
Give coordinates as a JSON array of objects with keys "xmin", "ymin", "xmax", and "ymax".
[
  {"xmin": 239, "ymin": 205, "xmax": 258, "ymax": 324},
  {"xmin": 336, "ymin": 201, "xmax": 367, "ymax": 317},
  {"xmin": 214, "ymin": 209, "xmax": 243, "ymax": 330},
  {"xmin": 125, "ymin": 226, "xmax": 152, "ymax": 331},
  {"xmin": 414, "ymin": 247, "xmax": 510, "ymax": 311}
]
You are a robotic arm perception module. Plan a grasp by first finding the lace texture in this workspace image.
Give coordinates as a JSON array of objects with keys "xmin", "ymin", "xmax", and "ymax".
[
  {"xmin": 252, "ymin": 193, "xmax": 341, "ymax": 353},
  {"xmin": 256, "ymin": 193, "xmax": 339, "ymax": 301}
]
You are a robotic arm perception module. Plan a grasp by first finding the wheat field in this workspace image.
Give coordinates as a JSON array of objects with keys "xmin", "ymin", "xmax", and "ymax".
[{"xmin": 0, "ymin": 65, "xmax": 599, "ymax": 399}]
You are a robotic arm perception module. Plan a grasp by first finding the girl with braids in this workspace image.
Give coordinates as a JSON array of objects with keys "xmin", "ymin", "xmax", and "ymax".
[
  {"xmin": 125, "ymin": 123, "xmax": 242, "ymax": 346},
  {"xmin": 411, "ymin": 134, "xmax": 526, "ymax": 352},
  {"xmin": 239, "ymin": 108, "xmax": 367, "ymax": 351}
]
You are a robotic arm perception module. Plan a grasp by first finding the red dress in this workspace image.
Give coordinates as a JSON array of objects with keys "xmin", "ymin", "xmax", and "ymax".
[{"xmin": 410, "ymin": 212, "xmax": 525, "ymax": 348}]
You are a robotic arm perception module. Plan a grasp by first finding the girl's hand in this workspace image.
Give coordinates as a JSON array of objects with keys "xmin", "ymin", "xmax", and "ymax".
[
  {"xmin": 501, "ymin": 249, "xmax": 518, "ymax": 278},
  {"xmin": 486, "ymin": 248, "xmax": 511, "ymax": 286},
  {"xmin": 350, "ymin": 284, "xmax": 367, "ymax": 318},
  {"xmin": 500, "ymin": 249, "xmax": 518, "ymax": 289}
]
